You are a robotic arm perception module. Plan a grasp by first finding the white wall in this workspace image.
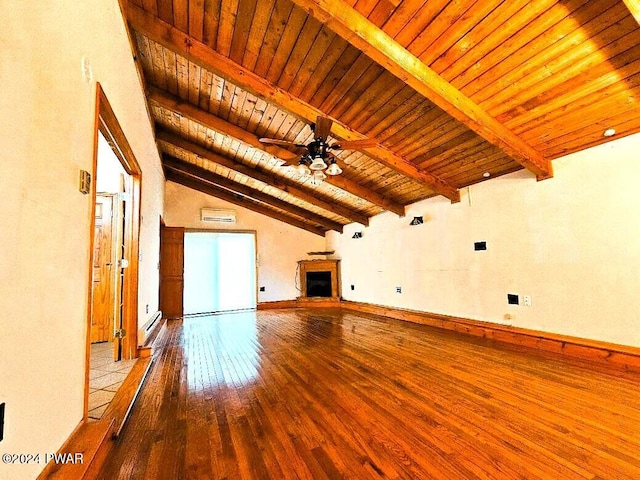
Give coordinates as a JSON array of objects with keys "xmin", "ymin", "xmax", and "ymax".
[
  {"xmin": 164, "ymin": 182, "xmax": 326, "ymax": 302},
  {"xmin": 96, "ymin": 132, "xmax": 127, "ymax": 194},
  {"xmin": 0, "ymin": 1, "xmax": 164, "ymax": 478},
  {"xmin": 328, "ymin": 133, "xmax": 640, "ymax": 348}
]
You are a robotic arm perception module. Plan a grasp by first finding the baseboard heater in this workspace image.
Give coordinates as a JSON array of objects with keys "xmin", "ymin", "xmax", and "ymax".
[{"xmin": 142, "ymin": 311, "xmax": 163, "ymax": 346}]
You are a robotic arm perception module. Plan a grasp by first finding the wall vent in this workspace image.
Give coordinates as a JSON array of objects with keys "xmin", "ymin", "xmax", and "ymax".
[{"xmin": 201, "ymin": 208, "xmax": 236, "ymax": 223}]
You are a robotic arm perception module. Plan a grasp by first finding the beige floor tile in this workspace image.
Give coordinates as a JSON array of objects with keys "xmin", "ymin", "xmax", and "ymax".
[
  {"xmin": 92, "ymin": 357, "xmax": 117, "ymax": 369},
  {"xmin": 89, "ymin": 369, "xmax": 110, "ymax": 380},
  {"xmin": 88, "ymin": 341, "xmax": 137, "ymax": 416},
  {"xmin": 88, "ymin": 403, "xmax": 109, "ymax": 420},
  {"xmin": 91, "ymin": 372, "xmax": 128, "ymax": 390},
  {"xmin": 88, "ymin": 389, "xmax": 116, "ymax": 410}
]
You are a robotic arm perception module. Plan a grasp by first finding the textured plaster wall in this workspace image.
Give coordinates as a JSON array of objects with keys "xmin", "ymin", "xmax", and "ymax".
[
  {"xmin": 164, "ymin": 181, "xmax": 325, "ymax": 302},
  {"xmin": 0, "ymin": 1, "xmax": 164, "ymax": 478},
  {"xmin": 327, "ymin": 133, "xmax": 640, "ymax": 348}
]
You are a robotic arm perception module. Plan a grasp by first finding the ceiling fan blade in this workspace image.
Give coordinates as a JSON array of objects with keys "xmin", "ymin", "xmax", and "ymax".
[
  {"xmin": 314, "ymin": 116, "xmax": 333, "ymax": 141},
  {"xmin": 277, "ymin": 154, "xmax": 303, "ymax": 166},
  {"xmin": 279, "ymin": 151, "xmax": 303, "ymax": 161},
  {"xmin": 259, "ymin": 138, "xmax": 304, "ymax": 148},
  {"xmin": 330, "ymin": 138, "xmax": 378, "ymax": 150}
]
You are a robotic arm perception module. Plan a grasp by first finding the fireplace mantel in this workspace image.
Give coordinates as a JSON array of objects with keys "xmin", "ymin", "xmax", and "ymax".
[{"xmin": 298, "ymin": 259, "xmax": 341, "ymax": 300}]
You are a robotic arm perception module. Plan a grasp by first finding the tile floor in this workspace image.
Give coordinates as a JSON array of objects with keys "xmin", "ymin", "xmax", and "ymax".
[{"xmin": 88, "ymin": 342, "xmax": 136, "ymax": 421}]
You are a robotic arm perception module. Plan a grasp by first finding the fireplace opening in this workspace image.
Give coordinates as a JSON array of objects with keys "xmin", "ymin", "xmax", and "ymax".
[{"xmin": 306, "ymin": 271, "xmax": 332, "ymax": 297}]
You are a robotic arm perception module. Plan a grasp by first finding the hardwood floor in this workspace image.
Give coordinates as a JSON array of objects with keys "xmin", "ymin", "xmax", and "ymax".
[{"xmin": 99, "ymin": 309, "xmax": 640, "ymax": 479}]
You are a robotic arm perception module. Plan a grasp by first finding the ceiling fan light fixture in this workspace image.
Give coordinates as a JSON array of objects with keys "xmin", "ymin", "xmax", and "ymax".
[
  {"xmin": 326, "ymin": 159, "xmax": 342, "ymax": 176},
  {"xmin": 311, "ymin": 170, "xmax": 326, "ymax": 185},
  {"xmin": 296, "ymin": 161, "xmax": 311, "ymax": 177},
  {"xmin": 309, "ymin": 156, "xmax": 328, "ymax": 171},
  {"xmin": 259, "ymin": 116, "xmax": 374, "ymax": 179}
]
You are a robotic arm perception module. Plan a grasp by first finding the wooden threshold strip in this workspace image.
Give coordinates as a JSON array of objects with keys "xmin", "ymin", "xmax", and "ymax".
[
  {"xmin": 258, "ymin": 299, "xmax": 640, "ymax": 372},
  {"xmin": 38, "ymin": 344, "xmax": 159, "ymax": 479},
  {"xmin": 105, "ymin": 357, "xmax": 154, "ymax": 438},
  {"xmin": 37, "ymin": 419, "xmax": 115, "ymax": 480}
]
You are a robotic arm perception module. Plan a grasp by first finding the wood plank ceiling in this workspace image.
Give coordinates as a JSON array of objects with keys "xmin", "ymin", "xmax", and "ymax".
[{"xmin": 125, "ymin": 0, "xmax": 640, "ymax": 235}]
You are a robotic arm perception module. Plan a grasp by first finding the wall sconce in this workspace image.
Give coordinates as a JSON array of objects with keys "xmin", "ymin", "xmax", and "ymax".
[
  {"xmin": 409, "ymin": 216, "xmax": 423, "ymax": 226},
  {"xmin": 352, "ymin": 231, "xmax": 363, "ymax": 239}
]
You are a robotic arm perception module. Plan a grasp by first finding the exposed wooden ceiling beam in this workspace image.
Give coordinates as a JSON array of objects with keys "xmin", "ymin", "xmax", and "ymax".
[
  {"xmin": 149, "ymin": 89, "xmax": 373, "ymax": 224},
  {"xmin": 165, "ymin": 170, "xmax": 326, "ymax": 237},
  {"xmin": 163, "ymin": 156, "xmax": 344, "ymax": 233},
  {"xmin": 287, "ymin": 0, "xmax": 553, "ymax": 181},
  {"xmin": 148, "ymin": 87, "xmax": 298, "ymax": 163},
  {"xmin": 126, "ymin": 3, "xmax": 460, "ymax": 204},
  {"xmin": 623, "ymin": 0, "xmax": 640, "ymax": 25},
  {"xmin": 156, "ymin": 128, "xmax": 370, "ymax": 226},
  {"xmin": 150, "ymin": 90, "xmax": 403, "ymax": 217}
]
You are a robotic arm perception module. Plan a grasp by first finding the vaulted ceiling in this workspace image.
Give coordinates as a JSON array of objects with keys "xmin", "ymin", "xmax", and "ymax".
[{"xmin": 124, "ymin": 0, "xmax": 640, "ymax": 236}]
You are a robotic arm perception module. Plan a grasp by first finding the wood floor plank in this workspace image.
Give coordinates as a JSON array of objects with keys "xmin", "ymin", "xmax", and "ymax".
[{"xmin": 99, "ymin": 310, "xmax": 640, "ymax": 479}]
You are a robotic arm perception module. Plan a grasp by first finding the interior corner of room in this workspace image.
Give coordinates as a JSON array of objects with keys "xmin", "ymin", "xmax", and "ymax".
[{"xmin": 3, "ymin": 0, "xmax": 640, "ymax": 478}]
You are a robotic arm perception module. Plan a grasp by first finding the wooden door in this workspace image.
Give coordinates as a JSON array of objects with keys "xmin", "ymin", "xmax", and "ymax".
[
  {"xmin": 160, "ymin": 226, "xmax": 184, "ymax": 319},
  {"xmin": 112, "ymin": 190, "xmax": 126, "ymax": 360},
  {"xmin": 91, "ymin": 195, "xmax": 115, "ymax": 343}
]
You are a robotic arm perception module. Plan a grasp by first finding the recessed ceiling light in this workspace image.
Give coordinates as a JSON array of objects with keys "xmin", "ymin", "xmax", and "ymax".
[
  {"xmin": 483, "ymin": 172, "xmax": 491, "ymax": 178},
  {"xmin": 603, "ymin": 128, "xmax": 616, "ymax": 137}
]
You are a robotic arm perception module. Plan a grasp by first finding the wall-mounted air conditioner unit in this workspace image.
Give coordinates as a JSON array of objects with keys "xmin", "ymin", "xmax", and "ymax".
[{"xmin": 201, "ymin": 208, "xmax": 236, "ymax": 223}]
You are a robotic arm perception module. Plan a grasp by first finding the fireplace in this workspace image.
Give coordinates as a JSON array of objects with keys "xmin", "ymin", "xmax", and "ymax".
[
  {"xmin": 298, "ymin": 260, "xmax": 340, "ymax": 300},
  {"xmin": 306, "ymin": 271, "xmax": 332, "ymax": 297}
]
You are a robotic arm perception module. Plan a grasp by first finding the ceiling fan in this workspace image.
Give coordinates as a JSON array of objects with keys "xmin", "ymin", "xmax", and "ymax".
[{"xmin": 259, "ymin": 115, "xmax": 376, "ymax": 185}]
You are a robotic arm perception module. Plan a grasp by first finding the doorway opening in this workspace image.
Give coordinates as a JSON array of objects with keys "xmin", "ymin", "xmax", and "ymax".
[
  {"xmin": 85, "ymin": 84, "xmax": 142, "ymax": 420},
  {"xmin": 183, "ymin": 231, "xmax": 257, "ymax": 315},
  {"xmin": 87, "ymin": 133, "xmax": 136, "ymax": 420},
  {"xmin": 92, "ymin": 133, "xmax": 128, "ymax": 353}
]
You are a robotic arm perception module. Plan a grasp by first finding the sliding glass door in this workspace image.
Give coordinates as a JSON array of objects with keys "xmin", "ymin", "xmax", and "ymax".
[{"xmin": 183, "ymin": 232, "xmax": 256, "ymax": 315}]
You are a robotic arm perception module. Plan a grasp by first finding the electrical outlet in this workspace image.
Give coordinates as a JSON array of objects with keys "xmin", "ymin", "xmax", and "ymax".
[
  {"xmin": 396, "ymin": 286, "xmax": 402, "ymax": 293},
  {"xmin": 523, "ymin": 295, "xmax": 531, "ymax": 307},
  {"xmin": 145, "ymin": 304, "xmax": 149, "ymax": 314},
  {"xmin": 259, "ymin": 286, "xmax": 265, "ymax": 292},
  {"xmin": 474, "ymin": 241, "xmax": 487, "ymax": 251}
]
